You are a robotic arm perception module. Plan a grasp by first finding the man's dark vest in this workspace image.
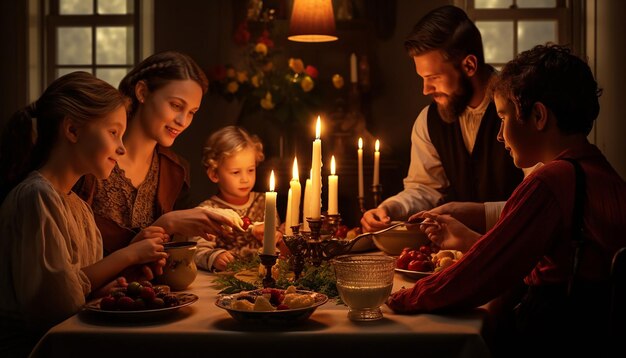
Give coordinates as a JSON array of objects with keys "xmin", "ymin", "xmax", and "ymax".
[{"xmin": 427, "ymin": 101, "xmax": 523, "ymax": 203}]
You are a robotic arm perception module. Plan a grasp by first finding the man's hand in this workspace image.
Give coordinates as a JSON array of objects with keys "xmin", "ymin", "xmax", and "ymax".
[{"xmin": 361, "ymin": 207, "xmax": 392, "ymax": 232}]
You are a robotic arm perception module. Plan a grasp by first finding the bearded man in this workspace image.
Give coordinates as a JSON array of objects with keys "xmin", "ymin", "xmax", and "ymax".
[{"xmin": 361, "ymin": 5, "xmax": 525, "ymax": 232}]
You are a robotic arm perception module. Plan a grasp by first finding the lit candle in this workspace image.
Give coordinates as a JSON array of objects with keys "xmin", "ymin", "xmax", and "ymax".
[
  {"xmin": 373, "ymin": 139, "xmax": 380, "ymax": 186},
  {"xmin": 289, "ymin": 157, "xmax": 301, "ymax": 232},
  {"xmin": 263, "ymin": 170, "xmax": 277, "ymax": 255},
  {"xmin": 328, "ymin": 155, "xmax": 338, "ymax": 215},
  {"xmin": 311, "ymin": 116, "xmax": 322, "ymax": 219},
  {"xmin": 302, "ymin": 170, "xmax": 312, "ymax": 232},
  {"xmin": 350, "ymin": 53, "xmax": 358, "ymax": 83},
  {"xmin": 357, "ymin": 137, "xmax": 364, "ymax": 198},
  {"xmin": 285, "ymin": 188, "xmax": 293, "ymax": 236}
]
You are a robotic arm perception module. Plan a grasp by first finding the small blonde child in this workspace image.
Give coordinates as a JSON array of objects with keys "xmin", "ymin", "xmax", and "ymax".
[{"xmin": 192, "ymin": 126, "xmax": 282, "ymax": 271}]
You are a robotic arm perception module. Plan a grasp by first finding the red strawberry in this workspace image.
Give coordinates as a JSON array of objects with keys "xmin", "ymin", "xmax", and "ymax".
[{"xmin": 242, "ymin": 216, "xmax": 252, "ymax": 230}]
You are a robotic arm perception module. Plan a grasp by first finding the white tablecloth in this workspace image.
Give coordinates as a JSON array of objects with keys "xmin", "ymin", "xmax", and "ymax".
[{"xmin": 31, "ymin": 269, "xmax": 491, "ymax": 357}]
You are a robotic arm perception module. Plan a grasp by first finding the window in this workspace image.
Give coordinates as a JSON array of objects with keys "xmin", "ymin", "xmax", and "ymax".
[
  {"xmin": 45, "ymin": 0, "xmax": 140, "ymax": 87},
  {"xmin": 459, "ymin": 0, "xmax": 583, "ymax": 68}
]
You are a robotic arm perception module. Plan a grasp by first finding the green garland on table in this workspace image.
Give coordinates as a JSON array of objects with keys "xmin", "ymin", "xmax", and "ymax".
[{"xmin": 211, "ymin": 255, "xmax": 340, "ymax": 300}]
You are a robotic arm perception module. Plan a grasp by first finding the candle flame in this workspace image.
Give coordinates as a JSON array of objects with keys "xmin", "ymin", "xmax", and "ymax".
[
  {"xmin": 269, "ymin": 170, "xmax": 275, "ymax": 191},
  {"xmin": 315, "ymin": 116, "xmax": 321, "ymax": 139},
  {"xmin": 375, "ymin": 139, "xmax": 380, "ymax": 152},
  {"xmin": 292, "ymin": 157, "xmax": 299, "ymax": 180},
  {"xmin": 358, "ymin": 137, "xmax": 363, "ymax": 150},
  {"xmin": 330, "ymin": 155, "xmax": 336, "ymax": 175}
]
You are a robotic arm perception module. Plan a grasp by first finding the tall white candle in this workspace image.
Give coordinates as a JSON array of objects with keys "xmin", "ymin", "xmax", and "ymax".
[
  {"xmin": 373, "ymin": 139, "xmax": 380, "ymax": 186},
  {"xmin": 289, "ymin": 157, "xmax": 301, "ymax": 232},
  {"xmin": 350, "ymin": 53, "xmax": 358, "ymax": 83},
  {"xmin": 357, "ymin": 137, "xmax": 364, "ymax": 198},
  {"xmin": 263, "ymin": 170, "xmax": 277, "ymax": 255},
  {"xmin": 302, "ymin": 172, "xmax": 312, "ymax": 232},
  {"xmin": 311, "ymin": 116, "xmax": 322, "ymax": 219},
  {"xmin": 285, "ymin": 188, "xmax": 293, "ymax": 236},
  {"xmin": 328, "ymin": 155, "xmax": 338, "ymax": 215}
]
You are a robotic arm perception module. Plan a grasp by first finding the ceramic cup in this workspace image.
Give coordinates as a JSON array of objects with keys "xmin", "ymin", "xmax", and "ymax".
[{"xmin": 157, "ymin": 241, "xmax": 198, "ymax": 291}]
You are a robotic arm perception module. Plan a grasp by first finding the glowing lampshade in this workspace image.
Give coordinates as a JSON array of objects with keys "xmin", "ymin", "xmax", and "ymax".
[{"xmin": 288, "ymin": 0, "xmax": 338, "ymax": 42}]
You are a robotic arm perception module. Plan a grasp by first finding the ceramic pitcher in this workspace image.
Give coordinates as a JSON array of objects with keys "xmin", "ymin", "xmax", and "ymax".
[{"xmin": 158, "ymin": 241, "xmax": 198, "ymax": 291}]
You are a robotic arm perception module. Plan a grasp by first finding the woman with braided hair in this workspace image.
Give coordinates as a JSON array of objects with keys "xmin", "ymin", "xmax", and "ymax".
[{"xmin": 74, "ymin": 51, "xmax": 241, "ymax": 265}]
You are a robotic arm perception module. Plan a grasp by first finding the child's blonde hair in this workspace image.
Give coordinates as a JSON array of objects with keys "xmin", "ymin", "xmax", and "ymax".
[{"xmin": 202, "ymin": 126, "xmax": 264, "ymax": 171}]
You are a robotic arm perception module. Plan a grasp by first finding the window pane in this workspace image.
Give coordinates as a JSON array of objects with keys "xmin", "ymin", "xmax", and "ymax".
[
  {"xmin": 60, "ymin": 0, "xmax": 93, "ymax": 14},
  {"xmin": 96, "ymin": 68, "xmax": 129, "ymax": 87},
  {"xmin": 518, "ymin": 21, "xmax": 557, "ymax": 52},
  {"xmin": 96, "ymin": 27, "xmax": 132, "ymax": 64},
  {"xmin": 474, "ymin": 0, "xmax": 513, "ymax": 9},
  {"xmin": 98, "ymin": 0, "xmax": 133, "ymax": 14},
  {"xmin": 57, "ymin": 67, "xmax": 93, "ymax": 79},
  {"xmin": 57, "ymin": 27, "xmax": 92, "ymax": 65},
  {"xmin": 517, "ymin": 0, "xmax": 556, "ymax": 8},
  {"xmin": 476, "ymin": 21, "xmax": 514, "ymax": 64}
]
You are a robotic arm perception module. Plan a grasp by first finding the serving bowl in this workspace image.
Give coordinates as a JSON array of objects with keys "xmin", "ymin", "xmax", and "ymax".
[
  {"xmin": 215, "ymin": 288, "xmax": 328, "ymax": 325},
  {"xmin": 371, "ymin": 223, "xmax": 430, "ymax": 255}
]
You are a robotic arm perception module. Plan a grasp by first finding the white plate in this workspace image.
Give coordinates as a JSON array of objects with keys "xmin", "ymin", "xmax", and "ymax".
[{"xmin": 395, "ymin": 267, "xmax": 432, "ymax": 280}]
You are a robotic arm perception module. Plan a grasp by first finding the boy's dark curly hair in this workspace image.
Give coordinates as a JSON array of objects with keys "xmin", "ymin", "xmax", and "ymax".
[{"xmin": 492, "ymin": 43, "xmax": 602, "ymax": 135}]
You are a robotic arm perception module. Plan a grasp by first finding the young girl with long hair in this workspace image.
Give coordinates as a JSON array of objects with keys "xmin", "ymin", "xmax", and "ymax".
[{"xmin": 0, "ymin": 72, "xmax": 169, "ymax": 356}]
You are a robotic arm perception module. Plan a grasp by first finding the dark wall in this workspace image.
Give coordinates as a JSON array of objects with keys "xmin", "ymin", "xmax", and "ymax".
[{"xmin": 0, "ymin": 1, "xmax": 28, "ymax": 125}]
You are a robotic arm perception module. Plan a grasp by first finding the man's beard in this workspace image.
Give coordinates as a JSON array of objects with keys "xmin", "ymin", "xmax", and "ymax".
[{"xmin": 435, "ymin": 73, "xmax": 474, "ymax": 123}]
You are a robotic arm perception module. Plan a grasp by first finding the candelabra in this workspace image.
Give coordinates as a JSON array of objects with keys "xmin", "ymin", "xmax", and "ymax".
[{"xmin": 283, "ymin": 214, "xmax": 362, "ymax": 280}]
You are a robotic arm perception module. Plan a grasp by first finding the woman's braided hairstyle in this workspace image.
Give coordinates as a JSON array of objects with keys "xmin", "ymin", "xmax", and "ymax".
[{"xmin": 118, "ymin": 51, "xmax": 208, "ymax": 118}]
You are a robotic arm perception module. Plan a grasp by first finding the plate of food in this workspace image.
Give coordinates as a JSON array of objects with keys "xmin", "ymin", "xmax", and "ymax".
[
  {"xmin": 395, "ymin": 247, "xmax": 463, "ymax": 280},
  {"xmin": 83, "ymin": 281, "xmax": 198, "ymax": 319},
  {"xmin": 215, "ymin": 286, "xmax": 328, "ymax": 324},
  {"xmin": 394, "ymin": 267, "xmax": 433, "ymax": 280}
]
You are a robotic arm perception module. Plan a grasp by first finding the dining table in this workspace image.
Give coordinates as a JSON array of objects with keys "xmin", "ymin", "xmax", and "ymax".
[{"xmin": 30, "ymin": 255, "xmax": 493, "ymax": 358}]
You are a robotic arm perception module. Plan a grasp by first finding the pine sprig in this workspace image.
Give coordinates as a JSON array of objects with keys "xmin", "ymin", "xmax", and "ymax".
[
  {"xmin": 211, "ymin": 255, "xmax": 341, "ymax": 301},
  {"xmin": 213, "ymin": 274, "xmax": 257, "ymax": 294}
]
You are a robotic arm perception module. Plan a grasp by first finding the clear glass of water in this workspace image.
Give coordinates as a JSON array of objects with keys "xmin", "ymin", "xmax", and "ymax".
[{"xmin": 331, "ymin": 255, "xmax": 395, "ymax": 321}]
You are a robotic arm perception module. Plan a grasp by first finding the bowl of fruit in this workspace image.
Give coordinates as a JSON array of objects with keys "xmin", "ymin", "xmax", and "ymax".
[
  {"xmin": 371, "ymin": 223, "xmax": 430, "ymax": 255},
  {"xmin": 215, "ymin": 286, "xmax": 328, "ymax": 325}
]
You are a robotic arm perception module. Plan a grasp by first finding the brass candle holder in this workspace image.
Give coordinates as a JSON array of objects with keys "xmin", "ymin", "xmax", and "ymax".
[
  {"xmin": 372, "ymin": 184, "xmax": 383, "ymax": 207},
  {"xmin": 259, "ymin": 253, "xmax": 279, "ymax": 288},
  {"xmin": 324, "ymin": 213, "xmax": 342, "ymax": 237},
  {"xmin": 358, "ymin": 196, "xmax": 366, "ymax": 213}
]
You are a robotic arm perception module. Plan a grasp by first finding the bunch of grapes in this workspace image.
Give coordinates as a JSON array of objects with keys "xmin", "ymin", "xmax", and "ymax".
[{"xmin": 99, "ymin": 281, "xmax": 180, "ymax": 311}]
